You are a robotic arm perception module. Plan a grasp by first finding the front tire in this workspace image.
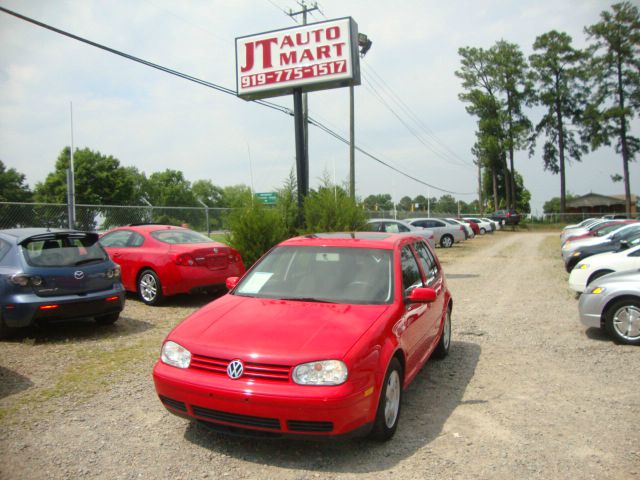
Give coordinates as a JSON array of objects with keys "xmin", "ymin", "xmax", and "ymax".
[
  {"xmin": 440, "ymin": 234, "xmax": 454, "ymax": 248},
  {"xmin": 604, "ymin": 298, "xmax": 640, "ymax": 345},
  {"xmin": 369, "ymin": 358, "xmax": 403, "ymax": 442},
  {"xmin": 480, "ymin": 227, "xmax": 486, "ymax": 235},
  {"xmin": 138, "ymin": 269, "xmax": 164, "ymax": 305}
]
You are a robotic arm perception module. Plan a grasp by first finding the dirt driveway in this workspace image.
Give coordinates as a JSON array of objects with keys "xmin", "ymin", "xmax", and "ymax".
[{"xmin": 1, "ymin": 231, "xmax": 638, "ymax": 479}]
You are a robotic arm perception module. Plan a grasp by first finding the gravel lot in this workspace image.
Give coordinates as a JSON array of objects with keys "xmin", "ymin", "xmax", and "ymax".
[{"xmin": 1, "ymin": 230, "xmax": 638, "ymax": 479}]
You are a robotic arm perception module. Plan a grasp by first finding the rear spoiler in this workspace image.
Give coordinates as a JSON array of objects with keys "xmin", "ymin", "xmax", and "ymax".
[{"xmin": 18, "ymin": 231, "xmax": 99, "ymax": 246}]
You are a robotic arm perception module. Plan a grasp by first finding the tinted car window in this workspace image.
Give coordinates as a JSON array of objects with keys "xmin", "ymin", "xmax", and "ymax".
[
  {"xmin": 412, "ymin": 220, "xmax": 428, "ymax": 228},
  {"xmin": 384, "ymin": 222, "xmax": 410, "ymax": 233},
  {"xmin": 401, "ymin": 245, "xmax": 423, "ymax": 294},
  {"xmin": 414, "ymin": 241, "xmax": 439, "ymax": 286},
  {"xmin": 151, "ymin": 229, "xmax": 213, "ymax": 244},
  {"xmin": 130, "ymin": 232, "xmax": 145, "ymax": 247},
  {"xmin": 22, "ymin": 235, "xmax": 107, "ymax": 267},
  {"xmin": 100, "ymin": 230, "xmax": 134, "ymax": 247},
  {"xmin": 0, "ymin": 238, "xmax": 11, "ymax": 262}
]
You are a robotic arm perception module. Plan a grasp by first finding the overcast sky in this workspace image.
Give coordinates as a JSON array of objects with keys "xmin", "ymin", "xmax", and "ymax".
[{"xmin": 0, "ymin": 0, "xmax": 637, "ymax": 214}]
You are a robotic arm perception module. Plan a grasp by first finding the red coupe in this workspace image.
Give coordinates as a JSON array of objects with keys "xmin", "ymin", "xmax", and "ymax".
[
  {"xmin": 100, "ymin": 225, "xmax": 245, "ymax": 305},
  {"xmin": 153, "ymin": 232, "xmax": 453, "ymax": 440}
]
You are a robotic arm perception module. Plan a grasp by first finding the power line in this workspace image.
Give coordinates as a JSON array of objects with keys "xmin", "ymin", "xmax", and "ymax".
[{"xmin": 0, "ymin": 4, "xmax": 474, "ymax": 196}]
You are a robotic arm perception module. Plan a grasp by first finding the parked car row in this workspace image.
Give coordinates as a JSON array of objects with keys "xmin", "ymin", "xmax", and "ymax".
[
  {"xmin": 561, "ymin": 218, "xmax": 640, "ymax": 346},
  {"xmin": 365, "ymin": 216, "xmax": 502, "ymax": 249}
]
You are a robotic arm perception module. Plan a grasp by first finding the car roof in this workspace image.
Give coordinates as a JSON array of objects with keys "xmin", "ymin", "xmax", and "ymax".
[
  {"xmin": 367, "ymin": 218, "xmax": 410, "ymax": 223},
  {"xmin": 111, "ymin": 224, "xmax": 188, "ymax": 232},
  {"xmin": 0, "ymin": 228, "xmax": 86, "ymax": 244},
  {"xmin": 279, "ymin": 232, "xmax": 422, "ymax": 250}
]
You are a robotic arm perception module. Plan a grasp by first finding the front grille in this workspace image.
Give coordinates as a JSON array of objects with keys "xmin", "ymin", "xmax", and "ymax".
[
  {"xmin": 159, "ymin": 395, "xmax": 187, "ymax": 412},
  {"xmin": 192, "ymin": 405, "xmax": 281, "ymax": 430},
  {"xmin": 190, "ymin": 354, "xmax": 291, "ymax": 381},
  {"xmin": 287, "ymin": 420, "xmax": 334, "ymax": 432}
]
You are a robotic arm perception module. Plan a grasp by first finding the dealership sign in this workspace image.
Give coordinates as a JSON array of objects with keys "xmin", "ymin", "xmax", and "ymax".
[{"xmin": 236, "ymin": 17, "xmax": 361, "ymax": 100}]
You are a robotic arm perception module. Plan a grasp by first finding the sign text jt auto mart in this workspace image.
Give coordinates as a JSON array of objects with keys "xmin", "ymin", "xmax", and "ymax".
[{"xmin": 236, "ymin": 17, "xmax": 361, "ymax": 100}]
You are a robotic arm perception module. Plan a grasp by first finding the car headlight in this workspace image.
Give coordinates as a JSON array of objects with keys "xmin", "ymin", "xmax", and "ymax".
[
  {"xmin": 161, "ymin": 341, "xmax": 191, "ymax": 369},
  {"xmin": 589, "ymin": 286, "xmax": 606, "ymax": 294},
  {"xmin": 578, "ymin": 264, "xmax": 589, "ymax": 269},
  {"xmin": 292, "ymin": 360, "xmax": 348, "ymax": 385},
  {"xmin": 572, "ymin": 251, "xmax": 582, "ymax": 257}
]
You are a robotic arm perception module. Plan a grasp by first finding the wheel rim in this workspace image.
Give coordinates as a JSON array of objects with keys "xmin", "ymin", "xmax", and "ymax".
[
  {"xmin": 442, "ymin": 236, "xmax": 452, "ymax": 248},
  {"xmin": 613, "ymin": 305, "xmax": 640, "ymax": 341},
  {"xmin": 384, "ymin": 370, "xmax": 401, "ymax": 428},
  {"xmin": 140, "ymin": 273, "xmax": 157, "ymax": 302},
  {"xmin": 442, "ymin": 311, "xmax": 451, "ymax": 349}
]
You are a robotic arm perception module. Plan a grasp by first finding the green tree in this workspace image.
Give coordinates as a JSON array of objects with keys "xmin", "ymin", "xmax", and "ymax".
[
  {"xmin": 529, "ymin": 31, "xmax": 589, "ymax": 215},
  {"xmin": 35, "ymin": 147, "xmax": 147, "ymax": 229},
  {"xmin": 363, "ymin": 193, "xmax": 393, "ymax": 211},
  {"xmin": 397, "ymin": 196, "xmax": 413, "ymax": 211},
  {"xmin": 276, "ymin": 170, "xmax": 299, "ymax": 238},
  {"xmin": 413, "ymin": 195, "xmax": 428, "ymax": 211},
  {"xmin": 0, "ymin": 160, "xmax": 32, "ymax": 202},
  {"xmin": 0, "ymin": 160, "xmax": 33, "ymax": 228},
  {"xmin": 220, "ymin": 185, "xmax": 253, "ymax": 208},
  {"xmin": 192, "ymin": 179, "xmax": 224, "ymax": 207},
  {"xmin": 492, "ymin": 40, "xmax": 534, "ymax": 211},
  {"xmin": 543, "ymin": 193, "xmax": 578, "ymax": 214},
  {"xmin": 303, "ymin": 175, "xmax": 367, "ymax": 233},
  {"xmin": 584, "ymin": 1, "xmax": 640, "ymax": 217},
  {"xmin": 433, "ymin": 194, "xmax": 457, "ymax": 214}
]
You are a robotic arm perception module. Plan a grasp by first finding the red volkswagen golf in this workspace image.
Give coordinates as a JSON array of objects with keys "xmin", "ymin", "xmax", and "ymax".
[
  {"xmin": 153, "ymin": 232, "xmax": 453, "ymax": 440},
  {"xmin": 100, "ymin": 225, "xmax": 245, "ymax": 305}
]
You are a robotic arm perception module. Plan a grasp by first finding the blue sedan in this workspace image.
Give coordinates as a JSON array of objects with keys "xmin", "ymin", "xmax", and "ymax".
[{"xmin": 0, "ymin": 228, "xmax": 125, "ymax": 338}]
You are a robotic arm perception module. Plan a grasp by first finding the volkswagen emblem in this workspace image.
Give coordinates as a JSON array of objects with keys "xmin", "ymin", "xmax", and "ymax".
[
  {"xmin": 74, "ymin": 271, "xmax": 85, "ymax": 280},
  {"xmin": 227, "ymin": 359, "xmax": 244, "ymax": 379}
]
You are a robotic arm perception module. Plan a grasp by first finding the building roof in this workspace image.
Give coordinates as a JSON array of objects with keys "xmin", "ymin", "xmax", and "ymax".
[{"xmin": 567, "ymin": 193, "xmax": 638, "ymax": 209}]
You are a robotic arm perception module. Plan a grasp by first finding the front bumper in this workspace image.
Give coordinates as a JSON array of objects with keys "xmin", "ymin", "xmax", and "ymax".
[
  {"xmin": 153, "ymin": 361, "xmax": 376, "ymax": 438},
  {"xmin": 2, "ymin": 285, "xmax": 126, "ymax": 328},
  {"xmin": 578, "ymin": 292, "xmax": 605, "ymax": 329}
]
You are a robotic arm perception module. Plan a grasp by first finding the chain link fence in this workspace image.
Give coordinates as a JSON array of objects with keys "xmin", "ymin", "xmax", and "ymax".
[{"xmin": 0, "ymin": 202, "xmax": 233, "ymax": 234}]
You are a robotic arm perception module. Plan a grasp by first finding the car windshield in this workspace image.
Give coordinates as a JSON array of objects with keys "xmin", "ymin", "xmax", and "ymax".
[
  {"xmin": 21, "ymin": 235, "xmax": 108, "ymax": 267},
  {"xmin": 151, "ymin": 229, "xmax": 213, "ymax": 244},
  {"xmin": 234, "ymin": 246, "xmax": 394, "ymax": 304}
]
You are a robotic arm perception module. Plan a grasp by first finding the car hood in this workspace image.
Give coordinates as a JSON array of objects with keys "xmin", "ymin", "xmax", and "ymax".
[
  {"xmin": 590, "ymin": 268, "xmax": 640, "ymax": 287},
  {"xmin": 168, "ymin": 294, "xmax": 392, "ymax": 364}
]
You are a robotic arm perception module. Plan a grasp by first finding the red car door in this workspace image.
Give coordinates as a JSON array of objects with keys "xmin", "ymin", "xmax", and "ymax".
[
  {"xmin": 397, "ymin": 243, "xmax": 437, "ymax": 380},
  {"xmin": 413, "ymin": 240, "xmax": 446, "ymax": 343},
  {"xmin": 100, "ymin": 229, "xmax": 146, "ymax": 292}
]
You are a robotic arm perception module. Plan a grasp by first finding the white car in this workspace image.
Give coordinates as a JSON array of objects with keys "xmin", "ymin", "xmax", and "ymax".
[
  {"xmin": 464, "ymin": 218, "xmax": 493, "ymax": 235},
  {"xmin": 366, "ymin": 219, "xmax": 436, "ymax": 248},
  {"xmin": 407, "ymin": 218, "xmax": 465, "ymax": 248},
  {"xmin": 560, "ymin": 219, "xmax": 609, "ymax": 244},
  {"xmin": 569, "ymin": 244, "xmax": 640, "ymax": 293},
  {"xmin": 445, "ymin": 218, "xmax": 475, "ymax": 239}
]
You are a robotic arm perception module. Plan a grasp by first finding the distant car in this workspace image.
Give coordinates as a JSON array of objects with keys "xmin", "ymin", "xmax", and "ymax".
[
  {"xmin": 0, "ymin": 228, "xmax": 125, "ymax": 338},
  {"xmin": 153, "ymin": 232, "xmax": 453, "ymax": 440},
  {"xmin": 456, "ymin": 218, "xmax": 479, "ymax": 235},
  {"xmin": 445, "ymin": 218, "xmax": 474, "ymax": 239},
  {"xmin": 562, "ymin": 223, "xmax": 640, "ymax": 269},
  {"xmin": 601, "ymin": 214, "xmax": 628, "ymax": 220},
  {"xmin": 407, "ymin": 218, "xmax": 465, "ymax": 248},
  {"xmin": 561, "ymin": 219, "xmax": 611, "ymax": 244},
  {"xmin": 578, "ymin": 268, "xmax": 640, "ymax": 345},
  {"xmin": 490, "ymin": 209, "xmax": 520, "ymax": 225},
  {"xmin": 464, "ymin": 218, "xmax": 493, "ymax": 235},
  {"xmin": 480, "ymin": 217, "xmax": 499, "ymax": 231},
  {"xmin": 100, "ymin": 225, "xmax": 245, "ymax": 305},
  {"xmin": 569, "ymin": 244, "xmax": 640, "ymax": 293},
  {"xmin": 561, "ymin": 220, "xmax": 634, "ymax": 248},
  {"xmin": 365, "ymin": 219, "xmax": 435, "ymax": 248}
]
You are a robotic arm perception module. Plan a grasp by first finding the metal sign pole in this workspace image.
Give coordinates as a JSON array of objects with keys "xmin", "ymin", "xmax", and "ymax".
[{"xmin": 293, "ymin": 88, "xmax": 307, "ymax": 222}]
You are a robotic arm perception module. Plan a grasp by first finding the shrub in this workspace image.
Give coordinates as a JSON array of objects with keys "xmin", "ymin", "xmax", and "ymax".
[{"xmin": 302, "ymin": 177, "xmax": 367, "ymax": 233}]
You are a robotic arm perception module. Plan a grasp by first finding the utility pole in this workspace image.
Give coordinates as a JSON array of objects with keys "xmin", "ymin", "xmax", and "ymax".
[{"xmin": 289, "ymin": 1, "xmax": 318, "ymax": 192}]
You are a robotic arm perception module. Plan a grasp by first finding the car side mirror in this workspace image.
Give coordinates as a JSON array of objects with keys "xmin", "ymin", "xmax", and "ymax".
[
  {"xmin": 225, "ymin": 276, "xmax": 240, "ymax": 290},
  {"xmin": 620, "ymin": 240, "xmax": 629, "ymax": 250},
  {"xmin": 406, "ymin": 287, "xmax": 437, "ymax": 303}
]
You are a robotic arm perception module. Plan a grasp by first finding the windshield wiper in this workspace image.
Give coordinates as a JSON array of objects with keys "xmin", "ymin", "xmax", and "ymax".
[{"xmin": 277, "ymin": 296, "xmax": 336, "ymax": 304}]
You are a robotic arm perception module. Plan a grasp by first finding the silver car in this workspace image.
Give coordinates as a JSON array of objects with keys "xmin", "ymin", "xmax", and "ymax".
[
  {"xmin": 408, "ymin": 218, "xmax": 465, "ymax": 248},
  {"xmin": 365, "ymin": 219, "xmax": 435, "ymax": 248},
  {"xmin": 578, "ymin": 268, "xmax": 640, "ymax": 345}
]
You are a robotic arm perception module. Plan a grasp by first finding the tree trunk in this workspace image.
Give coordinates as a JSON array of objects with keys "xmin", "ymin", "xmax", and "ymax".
[
  {"xmin": 616, "ymin": 53, "xmax": 632, "ymax": 218},
  {"xmin": 556, "ymin": 91, "xmax": 567, "ymax": 220},
  {"xmin": 492, "ymin": 166, "xmax": 499, "ymax": 212},
  {"xmin": 477, "ymin": 161, "xmax": 483, "ymax": 214}
]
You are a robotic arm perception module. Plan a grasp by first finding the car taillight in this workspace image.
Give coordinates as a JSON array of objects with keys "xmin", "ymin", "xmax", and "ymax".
[
  {"xmin": 10, "ymin": 274, "xmax": 43, "ymax": 287},
  {"xmin": 175, "ymin": 254, "xmax": 196, "ymax": 266},
  {"xmin": 39, "ymin": 304, "xmax": 59, "ymax": 310},
  {"xmin": 105, "ymin": 296, "xmax": 120, "ymax": 302},
  {"xmin": 106, "ymin": 265, "xmax": 121, "ymax": 279}
]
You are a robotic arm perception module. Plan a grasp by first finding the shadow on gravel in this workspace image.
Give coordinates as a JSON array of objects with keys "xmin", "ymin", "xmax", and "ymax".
[
  {"xmin": 584, "ymin": 327, "xmax": 611, "ymax": 342},
  {"xmin": 183, "ymin": 340, "xmax": 481, "ymax": 474},
  {"xmin": 0, "ymin": 366, "xmax": 33, "ymax": 399},
  {"xmin": 0, "ymin": 316, "xmax": 153, "ymax": 345}
]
